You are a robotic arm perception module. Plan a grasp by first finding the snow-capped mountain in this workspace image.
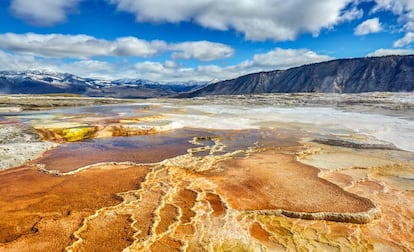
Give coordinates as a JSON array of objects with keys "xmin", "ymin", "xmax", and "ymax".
[
  {"xmin": 0, "ymin": 70, "xmax": 207, "ymax": 98},
  {"xmin": 0, "ymin": 70, "xmax": 110, "ymax": 89}
]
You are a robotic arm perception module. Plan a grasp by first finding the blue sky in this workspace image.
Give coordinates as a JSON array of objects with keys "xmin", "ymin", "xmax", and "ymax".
[{"xmin": 0, "ymin": 0, "xmax": 413, "ymax": 81}]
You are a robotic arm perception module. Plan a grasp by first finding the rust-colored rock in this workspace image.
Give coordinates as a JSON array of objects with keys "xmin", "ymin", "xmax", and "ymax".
[
  {"xmin": 203, "ymin": 149, "xmax": 377, "ymax": 223},
  {"xmin": 0, "ymin": 164, "xmax": 149, "ymax": 251}
]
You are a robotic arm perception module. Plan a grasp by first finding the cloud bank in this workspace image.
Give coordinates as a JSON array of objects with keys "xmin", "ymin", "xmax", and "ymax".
[
  {"xmin": 367, "ymin": 48, "xmax": 414, "ymax": 57},
  {"xmin": 0, "ymin": 46, "xmax": 332, "ymax": 81},
  {"xmin": 109, "ymin": 0, "xmax": 359, "ymax": 41},
  {"xmin": 0, "ymin": 33, "xmax": 233, "ymax": 61}
]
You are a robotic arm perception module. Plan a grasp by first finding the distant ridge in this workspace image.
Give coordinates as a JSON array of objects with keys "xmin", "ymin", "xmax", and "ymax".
[
  {"xmin": 0, "ymin": 70, "xmax": 207, "ymax": 98},
  {"xmin": 180, "ymin": 55, "xmax": 414, "ymax": 97}
]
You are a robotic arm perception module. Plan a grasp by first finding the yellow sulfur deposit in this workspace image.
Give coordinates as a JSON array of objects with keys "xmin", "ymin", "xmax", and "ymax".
[
  {"xmin": 36, "ymin": 126, "xmax": 97, "ymax": 142},
  {"xmin": 61, "ymin": 126, "xmax": 97, "ymax": 142}
]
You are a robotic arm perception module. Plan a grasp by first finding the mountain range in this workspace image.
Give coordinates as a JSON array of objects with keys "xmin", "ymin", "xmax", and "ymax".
[
  {"xmin": 0, "ymin": 70, "xmax": 208, "ymax": 98},
  {"xmin": 1, "ymin": 55, "xmax": 413, "ymax": 98}
]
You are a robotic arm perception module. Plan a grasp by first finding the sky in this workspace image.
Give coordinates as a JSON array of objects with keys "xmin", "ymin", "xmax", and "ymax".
[{"xmin": 0, "ymin": 0, "xmax": 413, "ymax": 82}]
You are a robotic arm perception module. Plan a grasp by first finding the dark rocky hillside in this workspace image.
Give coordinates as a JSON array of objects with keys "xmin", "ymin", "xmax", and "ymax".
[{"xmin": 182, "ymin": 55, "xmax": 414, "ymax": 97}]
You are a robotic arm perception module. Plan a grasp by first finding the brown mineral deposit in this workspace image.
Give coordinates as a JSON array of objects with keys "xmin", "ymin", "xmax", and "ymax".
[
  {"xmin": 204, "ymin": 149, "xmax": 377, "ymax": 222},
  {"xmin": 0, "ymin": 164, "xmax": 150, "ymax": 251}
]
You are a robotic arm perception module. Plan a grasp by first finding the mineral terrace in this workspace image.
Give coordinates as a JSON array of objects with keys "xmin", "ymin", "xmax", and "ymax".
[{"xmin": 0, "ymin": 93, "xmax": 413, "ymax": 251}]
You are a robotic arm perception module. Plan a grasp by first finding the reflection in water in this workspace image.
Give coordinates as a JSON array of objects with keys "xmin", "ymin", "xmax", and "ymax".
[{"xmin": 32, "ymin": 129, "xmax": 197, "ymax": 172}]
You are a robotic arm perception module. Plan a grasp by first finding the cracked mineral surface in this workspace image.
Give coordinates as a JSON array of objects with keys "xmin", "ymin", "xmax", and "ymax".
[{"xmin": 0, "ymin": 93, "xmax": 413, "ymax": 251}]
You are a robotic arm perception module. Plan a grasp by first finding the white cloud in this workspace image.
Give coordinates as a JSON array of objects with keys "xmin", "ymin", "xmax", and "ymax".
[
  {"xmin": 372, "ymin": 0, "xmax": 414, "ymax": 46},
  {"xmin": 112, "ymin": 37, "xmax": 168, "ymax": 57},
  {"xmin": 129, "ymin": 48, "xmax": 333, "ymax": 81},
  {"xmin": 109, "ymin": 0, "xmax": 358, "ymax": 41},
  {"xmin": 10, "ymin": 0, "xmax": 81, "ymax": 26},
  {"xmin": 367, "ymin": 48, "xmax": 414, "ymax": 57},
  {"xmin": 0, "ymin": 47, "xmax": 333, "ymax": 82},
  {"xmin": 170, "ymin": 41, "xmax": 234, "ymax": 61},
  {"xmin": 373, "ymin": 0, "xmax": 414, "ymax": 29},
  {"xmin": 0, "ymin": 33, "xmax": 164, "ymax": 58},
  {"xmin": 354, "ymin": 18, "xmax": 383, "ymax": 35},
  {"xmin": 164, "ymin": 60, "xmax": 177, "ymax": 68},
  {"xmin": 0, "ymin": 33, "xmax": 110, "ymax": 58},
  {"xmin": 0, "ymin": 50, "xmax": 115, "ymax": 79},
  {"xmin": 0, "ymin": 50, "xmax": 41, "ymax": 71},
  {"xmin": 246, "ymin": 48, "xmax": 333, "ymax": 70},
  {"xmin": 134, "ymin": 61, "xmax": 166, "ymax": 73},
  {"xmin": 60, "ymin": 60, "xmax": 114, "ymax": 77},
  {"xmin": 338, "ymin": 6, "xmax": 364, "ymax": 22},
  {"xmin": 393, "ymin": 32, "xmax": 414, "ymax": 47},
  {"xmin": 0, "ymin": 33, "xmax": 233, "ymax": 61}
]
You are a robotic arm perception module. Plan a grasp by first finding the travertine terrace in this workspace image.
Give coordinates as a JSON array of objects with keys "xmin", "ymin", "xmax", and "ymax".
[{"xmin": 0, "ymin": 93, "xmax": 413, "ymax": 251}]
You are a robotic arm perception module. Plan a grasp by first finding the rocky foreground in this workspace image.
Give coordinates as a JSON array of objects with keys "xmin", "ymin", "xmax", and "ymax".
[{"xmin": 0, "ymin": 94, "xmax": 413, "ymax": 251}]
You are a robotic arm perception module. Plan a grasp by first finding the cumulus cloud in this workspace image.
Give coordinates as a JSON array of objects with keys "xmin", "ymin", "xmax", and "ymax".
[
  {"xmin": 134, "ymin": 61, "xmax": 167, "ymax": 73},
  {"xmin": 0, "ymin": 33, "xmax": 110, "ymax": 58},
  {"xmin": 10, "ymin": 0, "xmax": 81, "ymax": 26},
  {"xmin": 0, "ymin": 33, "xmax": 164, "ymax": 58},
  {"xmin": 0, "ymin": 50, "xmax": 41, "ymax": 71},
  {"xmin": 243, "ymin": 48, "xmax": 333, "ymax": 70},
  {"xmin": 0, "ymin": 33, "xmax": 232, "ymax": 61},
  {"xmin": 367, "ymin": 48, "xmax": 414, "ymax": 57},
  {"xmin": 0, "ymin": 50, "xmax": 114, "ymax": 79},
  {"xmin": 354, "ymin": 18, "xmax": 383, "ymax": 35},
  {"xmin": 170, "ymin": 41, "xmax": 234, "ymax": 61},
  {"xmin": 372, "ymin": 0, "xmax": 414, "ymax": 46},
  {"xmin": 109, "ymin": 0, "xmax": 358, "ymax": 41},
  {"xmin": 60, "ymin": 60, "xmax": 114, "ymax": 77},
  {"xmin": 112, "ymin": 37, "xmax": 167, "ymax": 57},
  {"xmin": 393, "ymin": 32, "xmax": 414, "ymax": 47}
]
